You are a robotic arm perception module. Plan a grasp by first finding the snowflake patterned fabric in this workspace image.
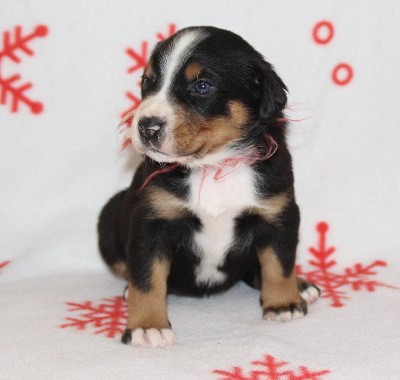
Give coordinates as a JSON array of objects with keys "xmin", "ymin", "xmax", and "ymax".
[
  {"xmin": 296, "ymin": 222, "xmax": 398, "ymax": 307},
  {"xmin": 122, "ymin": 23, "xmax": 177, "ymax": 118},
  {"xmin": 1, "ymin": 1, "xmax": 400, "ymax": 380},
  {"xmin": 0, "ymin": 25, "xmax": 48, "ymax": 114},
  {"xmin": 0, "ymin": 261, "xmax": 10, "ymax": 273},
  {"xmin": 60, "ymin": 297, "xmax": 127, "ymax": 338},
  {"xmin": 213, "ymin": 355, "xmax": 330, "ymax": 380}
]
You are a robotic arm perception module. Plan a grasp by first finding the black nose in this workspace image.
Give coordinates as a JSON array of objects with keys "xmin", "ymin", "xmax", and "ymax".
[{"xmin": 138, "ymin": 117, "xmax": 166, "ymax": 141}]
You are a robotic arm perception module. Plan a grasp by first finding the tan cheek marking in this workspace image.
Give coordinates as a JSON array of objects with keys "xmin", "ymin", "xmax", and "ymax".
[
  {"xmin": 229, "ymin": 100, "xmax": 251, "ymax": 126},
  {"xmin": 172, "ymin": 100, "xmax": 250, "ymax": 156},
  {"xmin": 258, "ymin": 247, "xmax": 301, "ymax": 309},
  {"xmin": 126, "ymin": 259, "xmax": 170, "ymax": 330},
  {"xmin": 184, "ymin": 62, "xmax": 203, "ymax": 81},
  {"xmin": 146, "ymin": 187, "xmax": 190, "ymax": 219},
  {"xmin": 253, "ymin": 192, "xmax": 290, "ymax": 223}
]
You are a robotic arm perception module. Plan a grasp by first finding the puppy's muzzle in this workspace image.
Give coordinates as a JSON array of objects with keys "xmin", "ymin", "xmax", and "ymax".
[{"xmin": 138, "ymin": 116, "xmax": 166, "ymax": 143}]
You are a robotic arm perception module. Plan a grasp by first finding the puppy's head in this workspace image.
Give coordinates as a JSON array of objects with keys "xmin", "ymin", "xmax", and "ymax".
[{"xmin": 127, "ymin": 26, "xmax": 287, "ymax": 166}]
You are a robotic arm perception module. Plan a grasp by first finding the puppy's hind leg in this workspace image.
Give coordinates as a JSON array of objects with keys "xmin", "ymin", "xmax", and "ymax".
[
  {"xmin": 241, "ymin": 265, "xmax": 320, "ymax": 306},
  {"xmin": 297, "ymin": 277, "xmax": 321, "ymax": 305},
  {"xmin": 98, "ymin": 190, "xmax": 129, "ymax": 279}
]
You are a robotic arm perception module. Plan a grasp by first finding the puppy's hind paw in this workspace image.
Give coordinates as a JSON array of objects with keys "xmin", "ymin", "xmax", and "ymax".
[{"xmin": 121, "ymin": 328, "xmax": 177, "ymax": 348}]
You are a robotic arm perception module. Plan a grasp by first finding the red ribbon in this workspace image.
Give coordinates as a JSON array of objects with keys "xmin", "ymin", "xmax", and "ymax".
[
  {"xmin": 139, "ymin": 163, "xmax": 181, "ymax": 191},
  {"xmin": 137, "ymin": 134, "xmax": 278, "ymax": 195}
]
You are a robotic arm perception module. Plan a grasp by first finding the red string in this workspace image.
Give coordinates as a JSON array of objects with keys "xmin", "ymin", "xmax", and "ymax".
[
  {"xmin": 211, "ymin": 134, "xmax": 278, "ymax": 180},
  {"xmin": 134, "ymin": 134, "xmax": 278, "ymax": 192},
  {"xmin": 196, "ymin": 134, "xmax": 278, "ymax": 204},
  {"xmin": 119, "ymin": 111, "xmax": 135, "ymax": 128},
  {"xmin": 275, "ymin": 116, "xmax": 311, "ymax": 124},
  {"xmin": 121, "ymin": 138, "xmax": 132, "ymax": 150},
  {"xmin": 119, "ymin": 111, "xmax": 136, "ymax": 150},
  {"xmin": 139, "ymin": 163, "xmax": 181, "ymax": 191}
]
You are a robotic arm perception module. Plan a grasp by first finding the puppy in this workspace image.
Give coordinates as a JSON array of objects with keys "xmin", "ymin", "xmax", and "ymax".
[{"xmin": 98, "ymin": 26, "xmax": 320, "ymax": 348}]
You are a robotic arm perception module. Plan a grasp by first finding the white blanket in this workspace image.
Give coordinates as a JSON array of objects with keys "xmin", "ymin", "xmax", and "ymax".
[{"xmin": 1, "ymin": 1, "xmax": 399, "ymax": 379}]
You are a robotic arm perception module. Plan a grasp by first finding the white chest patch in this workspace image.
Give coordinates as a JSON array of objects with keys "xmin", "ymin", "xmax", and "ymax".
[{"xmin": 188, "ymin": 163, "xmax": 259, "ymax": 286}]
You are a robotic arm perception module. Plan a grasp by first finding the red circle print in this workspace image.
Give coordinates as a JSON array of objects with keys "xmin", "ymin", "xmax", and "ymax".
[
  {"xmin": 332, "ymin": 63, "xmax": 353, "ymax": 86},
  {"xmin": 313, "ymin": 21, "xmax": 334, "ymax": 45}
]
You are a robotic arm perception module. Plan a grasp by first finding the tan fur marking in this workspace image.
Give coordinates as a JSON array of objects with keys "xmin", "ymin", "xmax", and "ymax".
[
  {"xmin": 146, "ymin": 187, "xmax": 190, "ymax": 219},
  {"xmin": 254, "ymin": 192, "xmax": 290, "ymax": 223},
  {"xmin": 111, "ymin": 261, "xmax": 128, "ymax": 280},
  {"xmin": 258, "ymin": 247, "xmax": 301, "ymax": 309},
  {"xmin": 172, "ymin": 100, "xmax": 250, "ymax": 156},
  {"xmin": 144, "ymin": 60, "xmax": 153, "ymax": 79},
  {"xmin": 126, "ymin": 259, "xmax": 170, "ymax": 330},
  {"xmin": 184, "ymin": 62, "xmax": 203, "ymax": 81}
]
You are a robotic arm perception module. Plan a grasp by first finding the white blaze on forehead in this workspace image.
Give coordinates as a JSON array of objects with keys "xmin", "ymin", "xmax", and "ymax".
[
  {"xmin": 129, "ymin": 29, "xmax": 206, "ymax": 158},
  {"xmin": 134, "ymin": 30, "xmax": 205, "ymax": 121},
  {"xmin": 159, "ymin": 29, "xmax": 206, "ymax": 96}
]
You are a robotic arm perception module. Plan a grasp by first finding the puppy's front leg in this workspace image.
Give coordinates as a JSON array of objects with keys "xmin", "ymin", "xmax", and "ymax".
[
  {"xmin": 121, "ymin": 259, "xmax": 176, "ymax": 347},
  {"xmin": 258, "ymin": 246, "xmax": 308, "ymax": 322}
]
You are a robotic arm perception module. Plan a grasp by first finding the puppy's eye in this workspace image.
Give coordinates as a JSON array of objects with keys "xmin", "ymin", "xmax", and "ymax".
[
  {"xmin": 193, "ymin": 80, "xmax": 213, "ymax": 95},
  {"xmin": 142, "ymin": 77, "xmax": 149, "ymax": 87},
  {"xmin": 141, "ymin": 76, "xmax": 154, "ymax": 88}
]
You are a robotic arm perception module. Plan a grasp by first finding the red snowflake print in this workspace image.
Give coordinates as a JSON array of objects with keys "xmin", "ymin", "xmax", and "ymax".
[
  {"xmin": 60, "ymin": 296, "xmax": 127, "ymax": 338},
  {"xmin": 297, "ymin": 222, "xmax": 399, "ymax": 307},
  {"xmin": 121, "ymin": 23, "xmax": 177, "ymax": 118},
  {"xmin": 0, "ymin": 260, "xmax": 10, "ymax": 273},
  {"xmin": 0, "ymin": 24, "xmax": 48, "ymax": 114},
  {"xmin": 213, "ymin": 354, "xmax": 330, "ymax": 380}
]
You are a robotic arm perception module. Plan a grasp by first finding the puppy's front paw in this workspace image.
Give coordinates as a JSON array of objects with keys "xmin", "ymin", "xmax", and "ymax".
[
  {"xmin": 263, "ymin": 299, "xmax": 308, "ymax": 322},
  {"xmin": 121, "ymin": 328, "xmax": 176, "ymax": 348},
  {"xmin": 297, "ymin": 278, "xmax": 321, "ymax": 305}
]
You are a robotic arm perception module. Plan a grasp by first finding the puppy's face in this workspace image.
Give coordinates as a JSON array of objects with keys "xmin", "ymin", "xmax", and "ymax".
[{"xmin": 127, "ymin": 26, "xmax": 287, "ymax": 166}]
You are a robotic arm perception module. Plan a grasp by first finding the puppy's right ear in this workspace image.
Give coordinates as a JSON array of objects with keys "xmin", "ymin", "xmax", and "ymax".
[{"xmin": 256, "ymin": 60, "xmax": 288, "ymax": 123}]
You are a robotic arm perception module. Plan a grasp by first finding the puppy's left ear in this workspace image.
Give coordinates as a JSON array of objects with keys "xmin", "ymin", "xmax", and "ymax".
[{"xmin": 256, "ymin": 60, "xmax": 288, "ymax": 123}]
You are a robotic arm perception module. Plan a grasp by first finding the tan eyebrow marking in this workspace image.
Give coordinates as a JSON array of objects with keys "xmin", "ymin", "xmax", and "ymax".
[
  {"xmin": 144, "ymin": 59, "xmax": 153, "ymax": 78},
  {"xmin": 184, "ymin": 62, "xmax": 203, "ymax": 82}
]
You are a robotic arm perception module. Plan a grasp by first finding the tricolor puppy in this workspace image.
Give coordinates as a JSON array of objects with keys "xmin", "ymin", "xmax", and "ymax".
[{"xmin": 98, "ymin": 26, "xmax": 320, "ymax": 348}]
